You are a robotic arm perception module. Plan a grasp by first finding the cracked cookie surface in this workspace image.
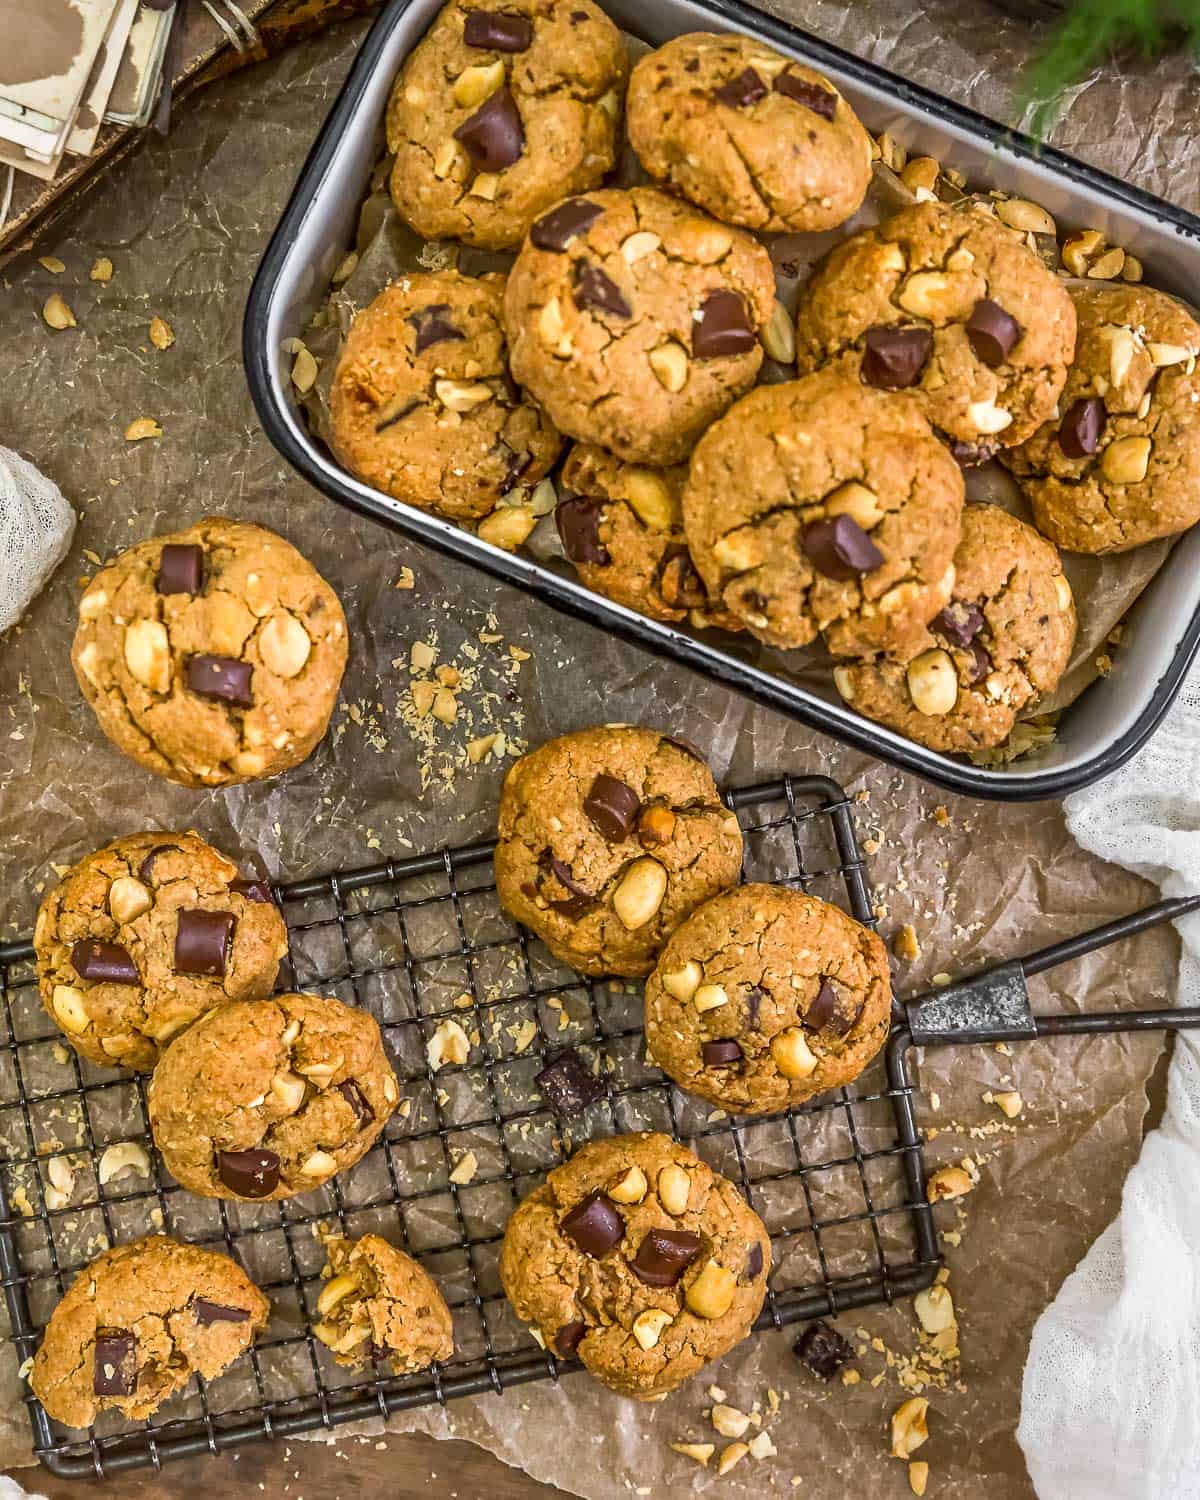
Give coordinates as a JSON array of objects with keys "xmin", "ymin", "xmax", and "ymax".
[
  {"xmin": 494, "ymin": 726, "xmax": 744, "ymax": 978},
  {"xmin": 330, "ymin": 271, "xmax": 562, "ymax": 519},
  {"xmin": 1002, "ymin": 283, "xmax": 1200, "ymax": 553},
  {"xmin": 503, "ymin": 186, "xmax": 776, "ymax": 465},
  {"xmin": 795, "ymin": 201, "xmax": 1076, "ymax": 449},
  {"xmin": 386, "ymin": 0, "xmax": 627, "ymax": 251},
  {"xmin": 683, "ymin": 367, "xmax": 964, "ymax": 655},
  {"xmin": 148, "ymin": 994, "xmax": 398, "ymax": 1200},
  {"xmin": 312, "ymin": 1234, "xmax": 453, "ymax": 1374},
  {"xmin": 31, "ymin": 1234, "xmax": 268, "ymax": 1428},
  {"xmin": 644, "ymin": 883, "xmax": 891, "ymax": 1114},
  {"xmin": 627, "ymin": 33, "xmax": 872, "ymax": 234},
  {"xmin": 499, "ymin": 1131, "xmax": 769, "ymax": 1397},
  {"xmin": 34, "ymin": 831, "xmax": 288, "ymax": 1071},
  {"xmin": 72, "ymin": 519, "xmax": 348, "ymax": 789},
  {"xmin": 834, "ymin": 502, "xmax": 1076, "ymax": 753}
]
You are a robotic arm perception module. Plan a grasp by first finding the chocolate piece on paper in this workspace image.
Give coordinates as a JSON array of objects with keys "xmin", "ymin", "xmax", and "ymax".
[
  {"xmin": 794, "ymin": 1319, "xmax": 855, "ymax": 1380},
  {"xmin": 536, "ymin": 1048, "xmax": 605, "ymax": 1117}
]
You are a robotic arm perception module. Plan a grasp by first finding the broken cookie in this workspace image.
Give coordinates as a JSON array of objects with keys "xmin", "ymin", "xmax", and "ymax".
[{"xmin": 312, "ymin": 1234, "xmax": 453, "ymax": 1374}]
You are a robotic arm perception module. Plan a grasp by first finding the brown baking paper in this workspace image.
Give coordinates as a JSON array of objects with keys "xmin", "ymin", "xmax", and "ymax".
[{"xmin": 0, "ymin": 5, "xmax": 1195, "ymax": 1496}]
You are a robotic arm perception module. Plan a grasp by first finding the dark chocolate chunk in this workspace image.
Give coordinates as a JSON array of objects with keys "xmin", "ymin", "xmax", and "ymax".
[
  {"xmin": 230, "ymin": 877, "xmax": 275, "ymax": 905},
  {"xmin": 631, "ymin": 1227, "xmax": 703, "ymax": 1287},
  {"xmin": 714, "ymin": 67, "xmax": 767, "ymax": 108},
  {"xmin": 453, "ymin": 86, "xmax": 524, "ymax": 172},
  {"xmin": 570, "ymin": 8, "xmax": 589, "ymax": 20},
  {"xmin": 536, "ymin": 851, "xmax": 595, "ymax": 917},
  {"xmin": 560, "ymin": 1191, "xmax": 623, "ymax": 1256},
  {"xmin": 556, "ymin": 495, "xmax": 611, "ymax": 566},
  {"xmin": 702, "ymin": 1038, "xmax": 743, "ymax": 1067},
  {"xmin": 693, "ymin": 290, "xmax": 756, "ymax": 359},
  {"xmin": 409, "ymin": 303, "xmax": 465, "ymax": 354},
  {"xmin": 374, "ymin": 395, "xmax": 422, "ymax": 433},
  {"xmin": 156, "ymin": 543, "xmax": 204, "ymax": 596},
  {"xmin": 657, "ymin": 546, "xmax": 707, "ymax": 610},
  {"xmin": 554, "ymin": 1319, "xmax": 587, "ymax": 1357},
  {"xmin": 174, "ymin": 909, "xmax": 236, "ymax": 977},
  {"xmin": 463, "ymin": 9, "xmax": 533, "ymax": 51},
  {"xmin": 860, "ymin": 326, "xmax": 932, "ymax": 390},
  {"xmin": 217, "ymin": 1147, "xmax": 281, "ymax": 1199},
  {"xmin": 530, "ymin": 197, "xmax": 604, "ymax": 252},
  {"xmin": 574, "ymin": 263, "xmax": 632, "ymax": 319},
  {"xmin": 93, "ymin": 1329, "xmax": 137, "ymax": 1396},
  {"xmin": 186, "ymin": 654, "xmax": 253, "ymax": 707},
  {"xmin": 338, "ymin": 1078, "xmax": 374, "ymax": 1130},
  {"xmin": 194, "ymin": 1298, "xmax": 251, "ymax": 1326},
  {"xmin": 804, "ymin": 978, "xmax": 840, "ymax": 1032},
  {"xmin": 661, "ymin": 734, "xmax": 705, "ymax": 763},
  {"xmin": 802, "ymin": 514, "xmax": 885, "ymax": 580},
  {"xmin": 498, "ymin": 442, "xmax": 533, "ymax": 493},
  {"xmin": 138, "ymin": 843, "xmax": 179, "ymax": 884},
  {"xmin": 1058, "ymin": 396, "xmax": 1106, "ymax": 458},
  {"xmin": 945, "ymin": 436, "xmax": 998, "ymax": 469},
  {"xmin": 966, "ymin": 639, "xmax": 992, "ymax": 684},
  {"xmin": 933, "ymin": 600, "xmax": 985, "ymax": 649},
  {"xmin": 71, "ymin": 940, "xmax": 138, "ymax": 986},
  {"xmin": 966, "ymin": 298, "xmax": 1022, "ymax": 368},
  {"xmin": 794, "ymin": 1319, "xmax": 855, "ymax": 1380},
  {"xmin": 743, "ymin": 1242, "xmax": 765, "ymax": 1282},
  {"xmin": 745, "ymin": 986, "xmax": 764, "ymax": 1030},
  {"xmin": 774, "ymin": 71, "xmax": 838, "ymax": 119},
  {"xmin": 536, "ymin": 1048, "xmax": 606, "ymax": 1116},
  {"xmin": 583, "ymin": 773, "xmax": 641, "ymax": 841}
]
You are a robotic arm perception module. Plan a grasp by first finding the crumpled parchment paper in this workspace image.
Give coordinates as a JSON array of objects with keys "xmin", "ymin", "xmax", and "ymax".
[{"xmin": 0, "ymin": 3, "xmax": 1195, "ymax": 1496}]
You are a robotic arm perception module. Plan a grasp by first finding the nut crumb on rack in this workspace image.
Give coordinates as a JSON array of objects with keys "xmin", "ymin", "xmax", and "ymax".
[
  {"xmin": 670, "ymin": 1442, "xmax": 714, "ymax": 1466},
  {"xmin": 448, "ymin": 1150, "xmax": 478, "ymax": 1186},
  {"xmin": 927, "ymin": 1165, "xmax": 974, "ymax": 1202},
  {"xmin": 716, "ymin": 1441, "xmax": 749, "ymax": 1475},
  {"xmin": 891, "ymin": 1396, "xmax": 930, "ymax": 1459},
  {"xmin": 893, "ymin": 924, "xmax": 921, "ymax": 961}
]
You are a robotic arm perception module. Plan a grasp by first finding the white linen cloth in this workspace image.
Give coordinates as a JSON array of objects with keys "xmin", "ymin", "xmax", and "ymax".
[
  {"xmin": 0, "ymin": 446, "xmax": 75, "ymax": 635},
  {"xmin": 1018, "ymin": 657, "xmax": 1200, "ymax": 1498}
]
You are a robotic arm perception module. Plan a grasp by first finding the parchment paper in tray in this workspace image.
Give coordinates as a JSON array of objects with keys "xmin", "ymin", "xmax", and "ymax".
[{"xmin": 0, "ymin": 4, "xmax": 1195, "ymax": 1497}]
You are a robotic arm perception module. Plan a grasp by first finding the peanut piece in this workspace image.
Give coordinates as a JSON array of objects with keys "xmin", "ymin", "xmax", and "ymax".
[
  {"xmin": 123, "ymin": 619, "xmax": 171, "ymax": 693},
  {"xmin": 433, "ymin": 139, "xmax": 462, "ymax": 180},
  {"xmin": 42, "ymin": 294, "xmax": 76, "ymax": 330},
  {"xmin": 906, "ymin": 649, "xmax": 958, "ymax": 717},
  {"xmin": 770, "ymin": 1027, "xmax": 818, "ymax": 1079},
  {"xmin": 313, "ymin": 1319, "xmax": 368, "ymax": 1353},
  {"xmin": 914, "ymin": 1283, "xmax": 955, "ymax": 1334},
  {"xmin": 967, "ymin": 398, "xmax": 1014, "ymax": 435},
  {"xmin": 891, "ymin": 1397, "xmax": 929, "ymax": 1459},
  {"xmin": 875, "ymin": 132, "xmax": 907, "ymax": 173},
  {"xmin": 478, "ymin": 506, "xmax": 536, "ymax": 551},
  {"xmin": 538, "ymin": 297, "xmax": 571, "ymax": 353},
  {"xmin": 833, "ymin": 665, "xmax": 856, "ymax": 703},
  {"xmin": 98, "ymin": 1141, "xmax": 151, "ymax": 1186},
  {"xmin": 612, "ymin": 858, "xmax": 667, "ymax": 930},
  {"xmin": 259, "ymin": 612, "xmax": 312, "ymax": 679},
  {"xmin": 271, "ymin": 1071, "xmax": 307, "ymax": 1113},
  {"xmin": 825, "ymin": 481, "xmax": 883, "ymax": 531},
  {"xmin": 108, "ymin": 876, "xmax": 152, "ymax": 924},
  {"xmin": 1122, "ymin": 254, "xmax": 1144, "ymax": 283},
  {"xmin": 79, "ymin": 588, "xmax": 108, "ymax": 621},
  {"xmin": 899, "ymin": 156, "xmax": 939, "ymax": 200},
  {"xmin": 761, "ymin": 299, "xmax": 796, "ymax": 364},
  {"xmin": 469, "ymin": 173, "xmax": 500, "ymax": 201},
  {"xmin": 52, "ymin": 986, "xmax": 89, "ymax": 1034},
  {"xmin": 927, "ymin": 1164, "xmax": 973, "ymax": 1202},
  {"xmin": 996, "ymin": 197, "xmax": 1056, "ymax": 235},
  {"xmin": 1101, "ymin": 434, "xmax": 1151, "ymax": 484},
  {"xmin": 657, "ymin": 1163, "xmax": 691, "ymax": 1216},
  {"xmin": 1061, "ymin": 229, "xmax": 1104, "ymax": 277},
  {"xmin": 649, "ymin": 342, "xmax": 689, "ymax": 393},
  {"xmin": 716, "ymin": 1442, "xmax": 749, "ymax": 1476},
  {"xmin": 632, "ymin": 1308, "xmax": 672, "ymax": 1351},
  {"xmin": 661, "ymin": 961, "xmax": 702, "ymax": 1002},
  {"xmin": 1054, "ymin": 574, "xmax": 1073, "ymax": 613},
  {"xmin": 301, "ymin": 1150, "xmax": 338, "ymax": 1177},
  {"xmin": 686, "ymin": 1261, "xmax": 736, "ymax": 1320},
  {"xmin": 637, "ymin": 805, "xmax": 677, "ymax": 848},
  {"xmin": 427, "ymin": 1018, "xmax": 470, "ymax": 1070},
  {"xmin": 712, "ymin": 530, "xmax": 761, "ymax": 573},
  {"xmin": 452, "ymin": 60, "xmax": 505, "ymax": 108},
  {"xmin": 1087, "ymin": 246, "xmax": 1126, "ymax": 280},
  {"xmin": 1148, "ymin": 341, "xmax": 1194, "ymax": 366},
  {"xmin": 676, "ymin": 219, "xmax": 733, "ymax": 264},
  {"xmin": 993, "ymin": 1089, "xmax": 1023, "ymax": 1117},
  {"xmin": 317, "ymin": 1273, "xmax": 359, "ymax": 1316},
  {"xmin": 623, "ymin": 468, "xmax": 680, "ymax": 532},
  {"xmin": 1104, "ymin": 325, "xmax": 1138, "ymax": 387},
  {"xmin": 712, "ymin": 1404, "xmax": 750, "ymax": 1439},
  {"xmin": 608, "ymin": 1165, "xmax": 648, "ymax": 1204},
  {"xmin": 436, "ymin": 378, "xmax": 492, "ymax": 413},
  {"xmin": 910, "ymin": 1460, "xmax": 930, "ymax": 1496},
  {"xmin": 693, "ymin": 983, "xmax": 728, "ymax": 1013},
  {"xmin": 621, "ymin": 231, "xmax": 661, "ymax": 264}
]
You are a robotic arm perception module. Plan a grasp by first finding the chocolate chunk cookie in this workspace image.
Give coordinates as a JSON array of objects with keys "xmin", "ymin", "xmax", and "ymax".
[
  {"xmin": 627, "ymin": 34, "xmax": 872, "ymax": 234},
  {"xmin": 834, "ymin": 503, "xmax": 1076, "ymax": 753},
  {"xmin": 494, "ymin": 726, "xmax": 744, "ymax": 978},
  {"xmin": 330, "ymin": 271, "xmax": 562, "ymax": 520},
  {"xmin": 386, "ymin": 0, "xmax": 627, "ymax": 251},
  {"xmin": 312, "ymin": 1234, "xmax": 454, "ymax": 1374},
  {"xmin": 148, "ymin": 994, "xmax": 398, "ymax": 1201},
  {"xmin": 1003, "ymin": 284, "xmax": 1200, "ymax": 552},
  {"xmin": 34, "ymin": 831, "xmax": 288, "ymax": 1071},
  {"xmin": 72, "ymin": 519, "xmax": 348, "ymax": 789},
  {"xmin": 504, "ymin": 186, "xmax": 776, "ymax": 465},
  {"xmin": 31, "ymin": 1235, "xmax": 268, "ymax": 1428},
  {"xmin": 644, "ymin": 884, "xmax": 891, "ymax": 1114},
  {"xmin": 683, "ymin": 368, "xmax": 964, "ymax": 655},
  {"xmin": 499, "ymin": 1132, "xmax": 769, "ymax": 1397},
  {"xmin": 795, "ymin": 201, "xmax": 1076, "ymax": 449}
]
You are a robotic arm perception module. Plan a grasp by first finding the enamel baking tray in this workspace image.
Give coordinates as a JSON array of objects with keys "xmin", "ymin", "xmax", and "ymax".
[{"xmin": 243, "ymin": 0, "xmax": 1200, "ymax": 801}]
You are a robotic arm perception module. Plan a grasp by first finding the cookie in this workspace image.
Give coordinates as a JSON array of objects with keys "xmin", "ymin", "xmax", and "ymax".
[
  {"xmin": 72, "ymin": 519, "xmax": 348, "ymax": 789},
  {"xmin": 148, "ymin": 994, "xmax": 398, "ymax": 1201},
  {"xmin": 386, "ymin": 0, "xmax": 627, "ymax": 252},
  {"xmin": 627, "ymin": 34, "xmax": 872, "ymax": 234},
  {"xmin": 330, "ymin": 271, "xmax": 562, "ymax": 520},
  {"xmin": 30, "ymin": 1235, "xmax": 268, "ymax": 1428},
  {"xmin": 1002, "ymin": 283, "xmax": 1200, "ymax": 552},
  {"xmin": 833, "ymin": 503, "xmax": 1076, "ymax": 753},
  {"xmin": 312, "ymin": 1234, "xmax": 454, "ymax": 1374},
  {"xmin": 499, "ymin": 1132, "xmax": 769, "ymax": 1397},
  {"xmin": 557, "ymin": 443, "xmax": 738, "ymax": 628},
  {"xmin": 34, "ymin": 832, "xmax": 288, "ymax": 1071},
  {"xmin": 795, "ymin": 201, "xmax": 1076, "ymax": 449},
  {"xmin": 644, "ymin": 884, "xmax": 891, "ymax": 1114},
  {"xmin": 495, "ymin": 726, "xmax": 744, "ymax": 978},
  {"xmin": 504, "ymin": 186, "xmax": 776, "ymax": 465}
]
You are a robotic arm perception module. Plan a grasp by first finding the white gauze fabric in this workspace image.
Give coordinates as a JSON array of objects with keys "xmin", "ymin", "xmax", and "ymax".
[
  {"xmin": 1018, "ymin": 655, "xmax": 1200, "ymax": 1499},
  {"xmin": 0, "ymin": 446, "xmax": 76, "ymax": 634}
]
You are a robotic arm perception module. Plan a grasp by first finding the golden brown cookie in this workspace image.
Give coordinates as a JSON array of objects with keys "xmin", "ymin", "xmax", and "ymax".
[
  {"xmin": 494, "ymin": 726, "xmax": 744, "ymax": 978},
  {"xmin": 33, "ymin": 831, "xmax": 288, "ymax": 1071},
  {"xmin": 148, "ymin": 994, "xmax": 398, "ymax": 1200},
  {"xmin": 30, "ymin": 1235, "xmax": 268, "ymax": 1428},
  {"xmin": 1003, "ymin": 283, "xmax": 1200, "ymax": 552},
  {"xmin": 833, "ymin": 503, "xmax": 1077, "ymax": 753},
  {"xmin": 504, "ymin": 186, "xmax": 776, "ymax": 465},
  {"xmin": 72, "ymin": 519, "xmax": 348, "ymax": 789},
  {"xmin": 683, "ymin": 368, "xmax": 964, "ymax": 655},
  {"xmin": 386, "ymin": 0, "xmax": 627, "ymax": 251},
  {"xmin": 499, "ymin": 1132, "xmax": 769, "ymax": 1397},
  {"xmin": 644, "ymin": 884, "xmax": 891, "ymax": 1114},
  {"xmin": 795, "ymin": 201, "xmax": 1076, "ymax": 449},
  {"xmin": 627, "ymin": 34, "xmax": 872, "ymax": 233},
  {"xmin": 330, "ymin": 271, "xmax": 562, "ymax": 519},
  {"xmin": 312, "ymin": 1234, "xmax": 454, "ymax": 1374}
]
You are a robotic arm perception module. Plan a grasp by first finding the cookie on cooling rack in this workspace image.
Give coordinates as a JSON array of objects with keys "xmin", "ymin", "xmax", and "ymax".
[
  {"xmin": 311, "ymin": 1234, "xmax": 454, "ymax": 1374},
  {"xmin": 500, "ymin": 1131, "xmax": 770, "ymax": 1397},
  {"xmin": 31, "ymin": 1235, "xmax": 268, "ymax": 1428},
  {"xmin": 33, "ymin": 830, "xmax": 288, "ymax": 1071},
  {"xmin": 644, "ymin": 883, "xmax": 892, "ymax": 1114}
]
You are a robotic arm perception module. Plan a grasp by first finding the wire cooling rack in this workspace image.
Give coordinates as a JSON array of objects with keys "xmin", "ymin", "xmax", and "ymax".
[{"xmin": 0, "ymin": 773, "xmax": 939, "ymax": 1479}]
